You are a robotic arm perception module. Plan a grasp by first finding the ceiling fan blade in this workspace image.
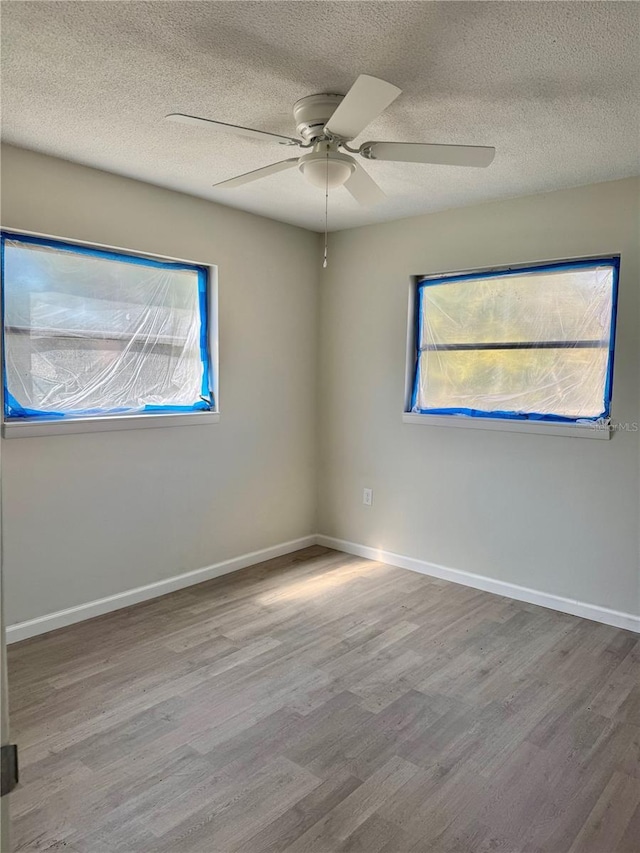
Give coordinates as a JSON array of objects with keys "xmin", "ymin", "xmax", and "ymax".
[
  {"xmin": 213, "ymin": 158, "xmax": 300, "ymax": 189},
  {"xmin": 360, "ymin": 141, "xmax": 495, "ymax": 167},
  {"xmin": 344, "ymin": 162, "xmax": 385, "ymax": 206},
  {"xmin": 166, "ymin": 113, "xmax": 300, "ymax": 146},
  {"xmin": 324, "ymin": 75, "xmax": 401, "ymax": 140}
]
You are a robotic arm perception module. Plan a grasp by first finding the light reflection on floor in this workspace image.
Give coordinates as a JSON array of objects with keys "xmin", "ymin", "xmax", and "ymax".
[{"xmin": 257, "ymin": 557, "xmax": 385, "ymax": 604}]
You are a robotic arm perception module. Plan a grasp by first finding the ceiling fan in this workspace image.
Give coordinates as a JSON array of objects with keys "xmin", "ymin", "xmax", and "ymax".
[{"xmin": 166, "ymin": 74, "xmax": 496, "ymax": 206}]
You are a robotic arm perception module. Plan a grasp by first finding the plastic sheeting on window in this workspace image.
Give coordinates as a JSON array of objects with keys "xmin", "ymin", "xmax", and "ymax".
[
  {"xmin": 1, "ymin": 232, "xmax": 213, "ymax": 420},
  {"xmin": 411, "ymin": 258, "xmax": 619, "ymax": 422}
]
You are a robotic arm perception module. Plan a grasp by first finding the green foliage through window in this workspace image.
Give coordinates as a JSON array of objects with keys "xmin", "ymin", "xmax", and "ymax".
[{"xmin": 411, "ymin": 259, "xmax": 619, "ymax": 422}]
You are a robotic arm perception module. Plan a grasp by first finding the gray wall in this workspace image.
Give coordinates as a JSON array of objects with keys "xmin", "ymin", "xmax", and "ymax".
[
  {"xmin": 1, "ymin": 145, "xmax": 320, "ymax": 624},
  {"xmin": 2, "ymin": 146, "xmax": 638, "ymax": 626},
  {"xmin": 318, "ymin": 178, "xmax": 640, "ymax": 616}
]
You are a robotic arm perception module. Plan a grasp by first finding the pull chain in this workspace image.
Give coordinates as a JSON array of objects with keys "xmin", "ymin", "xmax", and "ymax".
[{"xmin": 323, "ymin": 150, "xmax": 329, "ymax": 268}]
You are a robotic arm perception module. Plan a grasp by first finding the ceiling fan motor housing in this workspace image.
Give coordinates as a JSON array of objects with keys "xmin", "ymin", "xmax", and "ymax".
[{"xmin": 293, "ymin": 93, "xmax": 344, "ymax": 142}]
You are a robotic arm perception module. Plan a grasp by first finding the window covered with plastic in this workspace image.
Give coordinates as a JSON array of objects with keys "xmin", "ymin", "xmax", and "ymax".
[
  {"xmin": 2, "ymin": 232, "xmax": 213, "ymax": 420},
  {"xmin": 411, "ymin": 258, "xmax": 619, "ymax": 422}
]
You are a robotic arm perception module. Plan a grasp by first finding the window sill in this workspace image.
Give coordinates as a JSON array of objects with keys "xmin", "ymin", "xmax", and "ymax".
[
  {"xmin": 402, "ymin": 412, "xmax": 611, "ymax": 439},
  {"xmin": 2, "ymin": 411, "xmax": 220, "ymax": 438}
]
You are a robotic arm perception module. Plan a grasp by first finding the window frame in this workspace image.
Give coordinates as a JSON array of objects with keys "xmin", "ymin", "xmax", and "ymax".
[
  {"xmin": 403, "ymin": 256, "xmax": 620, "ymax": 439},
  {"xmin": 1, "ymin": 228, "xmax": 220, "ymax": 438}
]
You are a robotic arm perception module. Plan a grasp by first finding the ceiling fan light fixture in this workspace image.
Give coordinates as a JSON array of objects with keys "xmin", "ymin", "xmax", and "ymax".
[{"xmin": 299, "ymin": 150, "xmax": 356, "ymax": 189}]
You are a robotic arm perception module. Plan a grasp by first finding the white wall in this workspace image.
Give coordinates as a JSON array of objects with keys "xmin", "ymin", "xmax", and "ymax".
[
  {"xmin": 1, "ymin": 145, "xmax": 320, "ymax": 625},
  {"xmin": 318, "ymin": 178, "xmax": 640, "ymax": 616}
]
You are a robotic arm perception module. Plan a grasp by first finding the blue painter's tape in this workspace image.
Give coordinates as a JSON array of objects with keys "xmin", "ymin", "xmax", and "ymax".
[
  {"xmin": 410, "ymin": 406, "xmax": 606, "ymax": 423},
  {"xmin": 2, "ymin": 231, "xmax": 203, "ymax": 273},
  {"xmin": 142, "ymin": 402, "xmax": 210, "ymax": 413},
  {"xmin": 411, "ymin": 257, "xmax": 620, "ymax": 424},
  {"xmin": 1, "ymin": 234, "xmax": 6, "ymax": 420},
  {"xmin": 418, "ymin": 257, "xmax": 620, "ymax": 289},
  {"xmin": 1, "ymin": 230, "xmax": 214, "ymax": 420},
  {"xmin": 4, "ymin": 390, "xmax": 66, "ymax": 420},
  {"xmin": 409, "ymin": 284, "xmax": 423, "ymax": 412},
  {"xmin": 602, "ymin": 256, "xmax": 620, "ymax": 419},
  {"xmin": 197, "ymin": 267, "xmax": 212, "ymax": 401}
]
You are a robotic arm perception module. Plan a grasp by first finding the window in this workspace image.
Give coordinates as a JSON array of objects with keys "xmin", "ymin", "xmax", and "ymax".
[
  {"xmin": 1, "ymin": 231, "xmax": 214, "ymax": 423},
  {"xmin": 410, "ymin": 258, "xmax": 619, "ymax": 423}
]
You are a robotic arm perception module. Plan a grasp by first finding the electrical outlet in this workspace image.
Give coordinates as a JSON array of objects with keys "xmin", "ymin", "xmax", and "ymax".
[{"xmin": 363, "ymin": 488, "xmax": 373, "ymax": 506}]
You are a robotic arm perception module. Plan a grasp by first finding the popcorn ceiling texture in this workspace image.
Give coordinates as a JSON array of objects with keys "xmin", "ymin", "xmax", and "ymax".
[{"xmin": 1, "ymin": 1, "xmax": 639, "ymax": 232}]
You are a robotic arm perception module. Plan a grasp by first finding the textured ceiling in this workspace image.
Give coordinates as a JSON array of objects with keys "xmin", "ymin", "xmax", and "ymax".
[{"xmin": 2, "ymin": 1, "xmax": 639, "ymax": 232}]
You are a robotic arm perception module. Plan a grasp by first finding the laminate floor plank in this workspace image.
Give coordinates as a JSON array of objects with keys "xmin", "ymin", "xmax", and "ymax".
[{"xmin": 8, "ymin": 546, "xmax": 640, "ymax": 852}]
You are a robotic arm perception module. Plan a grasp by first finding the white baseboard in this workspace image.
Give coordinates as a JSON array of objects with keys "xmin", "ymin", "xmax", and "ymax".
[
  {"xmin": 316, "ymin": 535, "xmax": 640, "ymax": 634},
  {"xmin": 8, "ymin": 533, "xmax": 639, "ymax": 643},
  {"xmin": 6, "ymin": 535, "xmax": 317, "ymax": 644}
]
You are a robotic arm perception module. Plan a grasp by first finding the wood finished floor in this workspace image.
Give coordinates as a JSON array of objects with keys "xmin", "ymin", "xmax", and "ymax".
[{"xmin": 7, "ymin": 546, "xmax": 640, "ymax": 853}]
